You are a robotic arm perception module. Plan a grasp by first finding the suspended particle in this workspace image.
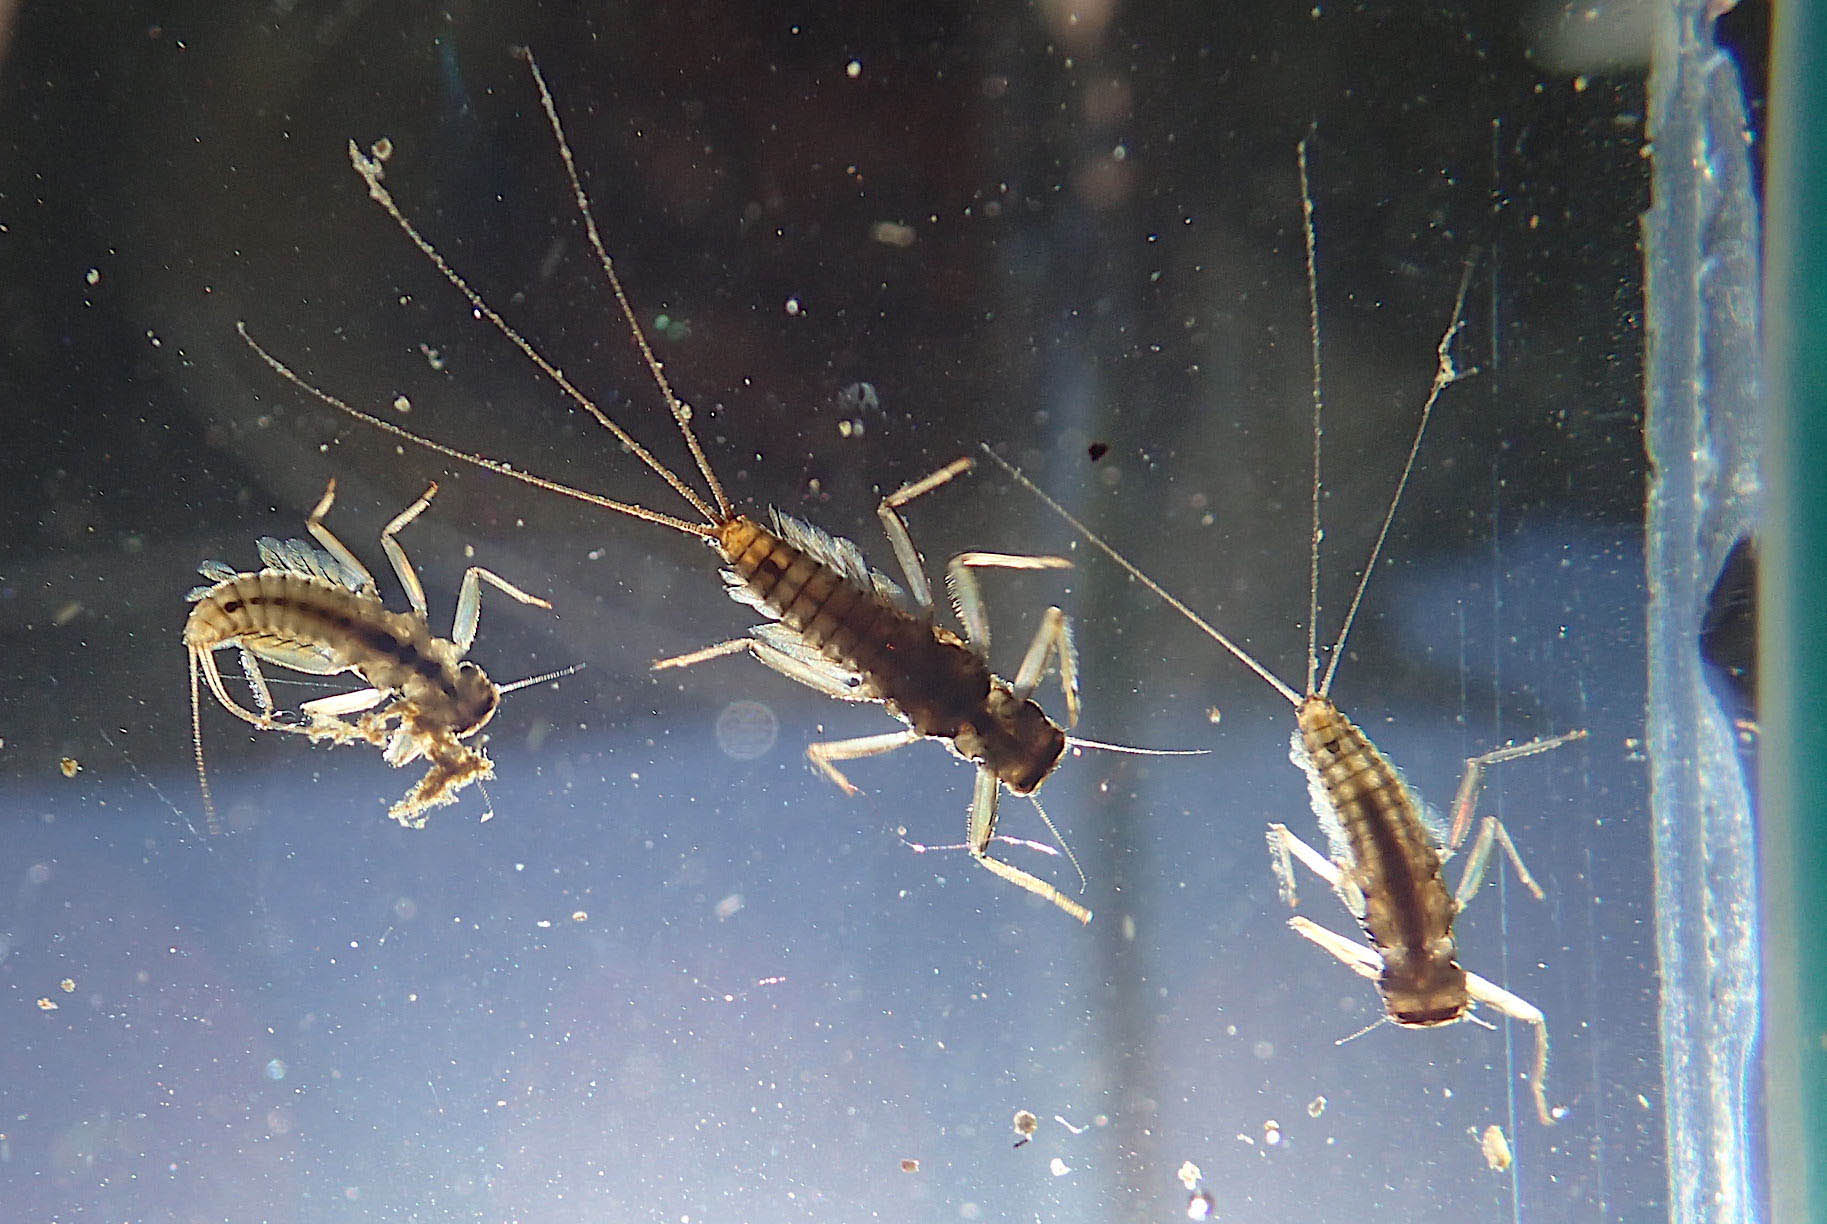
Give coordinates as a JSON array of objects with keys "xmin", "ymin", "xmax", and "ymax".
[
  {"xmin": 392, "ymin": 395, "xmax": 412, "ymax": 414},
  {"xmin": 838, "ymin": 381, "xmax": 880, "ymax": 414},
  {"xmin": 59, "ymin": 758, "xmax": 81, "ymax": 779},
  {"xmin": 1175, "ymin": 1160, "xmax": 1203, "ymax": 1191},
  {"xmin": 59, "ymin": 978, "xmax": 75, "ymax": 993},
  {"xmin": 1186, "ymin": 1189, "xmax": 1216, "ymax": 1221},
  {"xmin": 1048, "ymin": 1157, "xmax": 1071, "ymax": 1177},
  {"xmin": 1012, "ymin": 1109, "xmax": 1039, "ymax": 1146},
  {"xmin": 35, "ymin": 998, "xmax": 58, "ymax": 1011},
  {"xmin": 1479, "ymin": 1124, "xmax": 1513, "ymax": 1172},
  {"xmin": 1263, "ymin": 1119, "xmax": 1282, "ymax": 1146},
  {"xmin": 1087, "ymin": 441, "xmax": 1109, "ymax": 462},
  {"xmin": 370, "ymin": 136, "xmax": 394, "ymax": 162},
  {"xmin": 1306, "ymin": 1095, "xmax": 1326, "ymax": 1119},
  {"xmin": 869, "ymin": 221, "xmax": 916, "ymax": 248},
  {"xmin": 900, "ymin": 1158, "xmax": 919, "ymax": 1173}
]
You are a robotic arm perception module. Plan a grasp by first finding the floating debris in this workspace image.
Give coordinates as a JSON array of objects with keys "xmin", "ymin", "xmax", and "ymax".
[
  {"xmin": 1479, "ymin": 1124, "xmax": 1513, "ymax": 1172},
  {"xmin": 1048, "ymin": 1157, "xmax": 1071, "ymax": 1177},
  {"xmin": 59, "ymin": 978, "xmax": 75, "ymax": 993},
  {"xmin": 1012, "ymin": 1109, "xmax": 1039, "ymax": 1147},
  {"xmin": 59, "ymin": 757, "xmax": 81, "ymax": 779},
  {"xmin": 35, "ymin": 998, "xmax": 58, "ymax": 1012},
  {"xmin": 1306, "ymin": 1095, "xmax": 1327, "ymax": 1118},
  {"xmin": 1187, "ymin": 1189, "xmax": 1216, "ymax": 1221},
  {"xmin": 900, "ymin": 1158, "xmax": 919, "ymax": 1173},
  {"xmin": 869, "ymin": 221, "xmax": 916, "ymax": 248},
  {"xmin": 1176, "ymin": 1161, "xmax": 1203, "ymax": 1191}
]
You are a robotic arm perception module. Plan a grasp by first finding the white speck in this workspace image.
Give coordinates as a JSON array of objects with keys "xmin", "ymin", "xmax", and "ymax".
[
  {"xmin": 85, "ymin": 267, "xmax": 101, "ymax": 286},
  {"xmin": 785, "ymin": 297, "xmax": 801, "ymax": 316},
  {"xmin": 846, "ymin": 59, "xmax": 862, "ymax": 78},
  {"xmin": 1048, "ymin": 1157, "xmax": 1071, "ymax": 1177}
]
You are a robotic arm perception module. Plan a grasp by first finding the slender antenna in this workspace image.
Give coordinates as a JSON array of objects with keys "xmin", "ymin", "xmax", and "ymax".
[
  {"xmin": 239, "ymin": 323, "xmax": 716, "ymax": 540},
  {"xmin": 346, "ymin": 140, "xmax": 720, "ymax": 527},
  {"xmin": 497, "ymin": 662, "xmax": 587, "ymax": 694},
  {"xmin": 516, "ymin": 47, "xmax": 733, "ymax": 522},
  {"xmin": 1298, "ymin": 135, "xmax": 1324, "ymax": 698},
  {"xmin": 1064, "ymin": 735, "xmax": 1209, "ymax": 757},
  {"xmin": 980, "ymin": 445, "xmax": 1301, "ymax": 708},
  {"xmin": 1317, "ymin": 257, "xmax": 1478, "ymax": 696},
  {"xmin": 1334, "ymin": 1013, "xmax": 1391, "ymax": 1047},
  {"xmin": 1025, "ymin": 794, "xmax": 1088, "ymax": 894}
]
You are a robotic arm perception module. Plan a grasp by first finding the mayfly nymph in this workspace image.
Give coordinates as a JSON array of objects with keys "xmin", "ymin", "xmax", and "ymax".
[
  {"xmin": 184, "ymin": 478, "xmax": 553, "ymax": 831},
  {"xmin": 988, "ymin": 141, "xmax": 1584, "ymax": 1123},
  {"xmin": 236, "ymin": 50, "xmax": 1195, "ymax": 921}
]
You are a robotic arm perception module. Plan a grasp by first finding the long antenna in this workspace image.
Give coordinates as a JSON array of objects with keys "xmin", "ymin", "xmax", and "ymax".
[
  {"xmin": 1298, "ymin": 136, "xmax": 1324, "ymax": 698},
  {"xmin": 346, "ymin": 132, "xmax": 719, "ymax": 527},
  {"xmin": 980, "ymin": 446, "xmax": 1302, "ymax": 708},
  {"xmin": 1316, "ymin": 257, "xmax": 1478, "ymax": 697},
  {"xmin": 516, "ymin": 47, "xmax": 733, "ymax": 523},
  {"xmin": 238, "ymin": 323, "xmax": 716, "ymax": 540}
]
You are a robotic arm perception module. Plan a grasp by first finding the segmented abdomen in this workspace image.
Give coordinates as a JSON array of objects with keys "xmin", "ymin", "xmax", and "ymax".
[
  {"xmin": 716, "ymin": 515, "xmax": 991, "ymax": 737},
  {"xmin": 186, "ymin": 571, "xmax": 444, "ymax": 695},
  {"xmin": 1296, "ymin": 695, "xmax": 1466, "ymax": 1023}
]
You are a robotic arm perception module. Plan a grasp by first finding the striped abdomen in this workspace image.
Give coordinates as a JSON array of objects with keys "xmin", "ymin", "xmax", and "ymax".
[
  {"xmin": 714, "ymin": 515, "xmax": 1065, "ymax": 792},
  {"xmin": 1296, "ymin": 695, "xmax": 1467, "ymax": 1026},
  {"xmin": 185, "ymin": 571, "xmax": 495, "ymax": 735}
]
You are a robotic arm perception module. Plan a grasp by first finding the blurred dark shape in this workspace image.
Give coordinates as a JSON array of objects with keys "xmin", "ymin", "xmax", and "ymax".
[{"xmin": 1699, "ymin": 535, "xmax": 1756, "ymax": 724}]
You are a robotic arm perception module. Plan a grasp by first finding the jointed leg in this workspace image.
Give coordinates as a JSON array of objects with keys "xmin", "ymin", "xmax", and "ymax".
[
  {"xmin": 1452, "ymin": 815, "xmax": 1545, "ymax": 908},
  {"xmin": 376, "ymin": 482, "xmax": 441, "ymax": 618},
  {"xmin": 966, "ymin": 767, "xmax": 1091, "ymax": 923},
  {"xmin": 876, "ymin": 456, "xmax": 975, "ymax": 613},
  {"xmin": 451, "ymin": 566, "xmax": 552, "ymax": 653},
  {"xmin": 1463, "ymin": 968, "xmax": 1557, "ymax": 1126},
  {"xmin": 1010, "ymin": 605, "xmax": 1079, "ymax": 726},
  {"xmin": 652, "ymin": 630, "xmax": 867, "ymax": 702},
  {"xmin": 301, "ymin": 687, "xmax": 389, "ymax": 719},
  {"xmin": 805, "ymin": 728, "xmax": 922, "ymax": 794},
  {"xmin": 1288, "ymin": 915, "xmax": 1383, "ymax": 983},
  {"xmin": 237, "ymin": 648, "xmax": 278, "ymax": 718},
  {"xmin": 1267, "ymin": 821, "xmax": 1352, "ymax": 910},
  {"xmin": 195, "ymin": 648, "xmax": 369, "ymax": 747},
  {"xmin": 303, "ymin": 478, "xmax": 380, "ymax": 597},
  {"xmin": 1446, "ymin": 728, "xmax": 1587, "ymax": 848},
  {"xmin": 945, "ymin": 550, "xmax": 1072, "ymax": 648}
]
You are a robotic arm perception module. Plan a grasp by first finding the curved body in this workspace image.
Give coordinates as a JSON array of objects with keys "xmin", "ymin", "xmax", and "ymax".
[
  {"xmin": 184, "ymin": 482, "xmax": 548, "ymax": 831},
  {"xmin": 185, "ymin": 570, "xmax": 497, "ymax": 738}
]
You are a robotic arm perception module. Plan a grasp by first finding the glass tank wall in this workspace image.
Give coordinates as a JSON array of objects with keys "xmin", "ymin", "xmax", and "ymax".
[{"xmin": 0, "ymin": 1, "xmax": 1729, "ymax": 1220}]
